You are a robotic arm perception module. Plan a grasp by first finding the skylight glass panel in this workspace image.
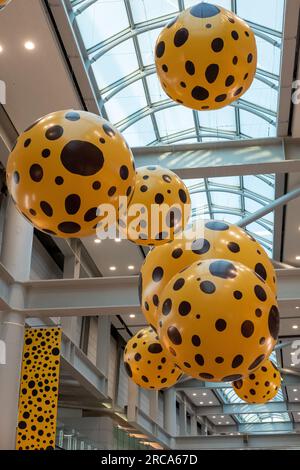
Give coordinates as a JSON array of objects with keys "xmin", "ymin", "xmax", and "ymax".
[
  {"xmin": 184, "ymin": 0, "xmax": 231, "ymax": 10},
  {"xmin": 130, "ymin": 0, "xmax": 177, "ymax": 24},
  {"xmin": 122, "ymin": 116, "xmax": 156, "ymax": 147},
  {"xmin": 198, "ymin": 107, "xmax": 237, "ymax": 135},
  {"xmin": 210, "ymin": 191, "xmax": 241, "ymax": 209},
  {"xmin": 243, "ymin": 175, "xmax": 275, "ymax": 200},
  {"xmin": 256, "ymin": 38, "xmax": 282, "ymax": 76},
  {"xmin": 208, "ymin": 176, "xmax": 240, "ymax": 187},
  {"xmin": 138, "ymin": 29, "xmax": 161, "ymax": 67},
  {"xmin": 92, "ymin": 39, "xmax": 139, "ymax": 90},
  {"xmin": 105, "ymin": 80, "xmax": 148, "ymax": 123},
  {"xmin": 76, "ymin": 0, "xmax": 129, "ymax": 50},
  {"xmin": 146, "ymin": 73, "xmax": 169, "ymax": 102},
  {"xmin": 239, "ymin": 110, "xmax": 276, "ymax": 138},
  {"xmin": 155, "ymin": 106, "xmax": 195, "ymax": 140},
  {"xmin": 236, "ymin": 0, "xmax": 284, "ymax": 32},
  {"xmin": 242, "ymin": 78, "xmax": 278, "ymax": 113}
]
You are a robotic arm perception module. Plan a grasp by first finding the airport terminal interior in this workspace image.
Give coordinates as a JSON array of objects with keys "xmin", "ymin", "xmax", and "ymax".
[{"xmin": 1, "ymin": 0, "xmax": 300, "ymax": 451}]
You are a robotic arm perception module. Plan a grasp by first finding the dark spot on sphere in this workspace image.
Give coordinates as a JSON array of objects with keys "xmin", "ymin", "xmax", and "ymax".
[
  {"xmin": 234, "ymin": 379, "xmax": 243, "ymax": 389},
  {"xmin": 172, "ymin": 248, "xmax": 183, "ymax": 259},
  {"xmin": 250, "ymin": 389, "xmax": 256, "ymax": 395},
  {"xmin": 138, "ymin": 273, "xmax": 143, "ymax": 305},
  {"xmin": 191, "ymin": 238, "xmax": 210, "ymax": 255},
  {"xmin": 184, "ymin": 362, "xmax": 191, "ymax": 368},
  {"xmin": 152, "ymin": 267, "xmax": 164, "ymax": 282},
  {"xmin": 215, "ymin": 356, "xmax": 224, "ymax": 364},
  {"xmin": 248, "ymin": 354, "xmax": 265, "ymax": 371},
  {"xmin": 185, "ymin": 60, "xmax": 195, "ymax": 75},
  {"xmin": 93, "ymin": 181, "xmax": 101, "ymax": 190},
  {"xmin": 200, "ymin": 280, "xmax": 216, "ymax": 294},
  {"xmin": 30, "ymin": 164, "xmax": 43, "ymax": 182},
  {"xmin": 228, "ymin": 241, "xmax": 240, "ymax": 253},
  {"xmin": 58, "ymin": 221, "xmax": 81, "ymax": 234},
  {"xmin": 195, "ymin": 354, "xmax": 204, "ymax": 366},
  {"xmin": 268, "ymin": 305, "xmax": 280, "ymax": 340},
  {"xmin": 142, "ymin": 375, "xmax": 149, "ymax": 383},
  {"xmin": 65, "ymin": 111, "xmax": 80, "ymax": 121},
  {"xmin": 40, "ymin": 201, "xmax": 53, "ymax": 217},
  {"xmin": 255, "ymin": 263, "xmax": 267, "ymax": 281},
  {"xmin": 140, "ymin": 185, "xmax": 148, "ymax": 192},
  {"xmin": 248, "ymin": 53, "xmax": 253, "ymax": 63},
  {"xmin": 108, "ymin": 186, "xmax": 116, "ymax": 197},
  {"xmin": 190, "ymin": 3, "xmax": 220, "ymax": 18},
  {"xmin": 55, "ymin": 176, "xmax": 64, "ymax": 185},
  {"xmin": 211, "ymin": 38, "xmax": 224, "ymax": 52},
  {"xmin": 13, "ymin": 171, "xmax": 20, "ymax": 184},
  {"xmin": 153, "ymin": 294, "xmax": 159, "ymax": 307},
  {"xmin": 156, "ymin": 41, "xmax": 165, "ymax": 58},
  {"xmin": 60, "ymin": 140, "xmax": 104, "ymax": 176},
  {"xmin": 254, "ymin": 285, "xmax": 267, "ymax": 302},
  {"xmin": 84, "ymin": 207, "xmax": 97, "ymax": 222},
  {"xmin": 148, "ymin": 343, "xmax": 163, "ymax": 353},
  {"xmin": 155, "ymin": 193, "xmax": 164, "ymax": 204},
  {"xmin": 192, "ymin": 86, "xmax": 209, "ymax": 101},
  {"xmin": 174, "ymin": 28, "xmax": 189, "ymax": 47},
  {"xmin": 209, "ymin": 260, "xmax": 237, "ymax": 279},
  {"xmin": 168, "ymin": 326, "xmax": 182, "ymax": 345},
  {"xmin": 65, "ymin": 194, "xmax": 81, "ymax": 215},
  {"xmin": 173, "ymin": 278, "xmax": 185, "ymax": 291},
  {"xmin": 103, "ymin": 123, "xmax": 115, "ymax": 137},
  {"xmin": 192, "ymin": 335, "xmax": 201, "ymax": 347},
  {"xmin": 233, "ymin": 56, "xmax": 238, "ymax": 65},
  {"xmin": 52, "ymin": 347, "xmax": 59, "ymax": 356},
  {"xmin": 124, "ymin": 362, "xmax": 132, "ymax": 377},
  {"xmin": 178, "ymin": 189, "xmax": 187, "ymax": 203},
  {"xmin": 234, "ymin": 290, "xmax": 243, "ymax": 300},
  {"xmin": 199, "ymin": 373, "xmax": 214, "ymax": 380},
  {"xmin": 178, "ymin": 301, "xmax": 191, "ymax": 316},
  {"xmin": 234, "ymin": 87, "xmax": 243, "ymax": 96},
  {"xmin": 24, "ymin": 138, "xmax": 31, "ymax": 148},
  {"xmin": 231, "ymin": 31, "xmax": 239, "ymax": 40},
  {"xmin": 42, "ymin": 148, "xmax": 50, "ymax": 158},
  {"xmin": 205, "ymin": 64, "xmax": 219, "ymax": 83},
  {"xmin": 232, "ymin": 355, "xmax": 244, "ymax": 368},
  {"xmin": 18, "ymin": 421, "xmax": 27, "ymax": 430},
  {"xmin": 162, "ymin": 64, "xmax": 168, "ymax": 72},
  {"xmin": 222, "ymin": 374, "xmax": 242, "ymax": 382},
  {"xmin": 162, "ymin": 298, "xmax": 172, "ymax": 315},
  {"xmin": 120, "ymin": 165, "xmax": 129, "ymax": 180},
  {"xmin": 241, "ymin": 320, "xmax": 254, "ymax": 338},
  {"xmin": 205, "ymin": 221, "xmax": 229, "ymax": 231},
  {"xmin": 180, "ymin": 81, "xmax": 186, "ymax": 88},
  {"xmin": 225, "ymin": 75, "xmax": 235, "ymax": 87},
  {"xmin": 134, "ymin": 353, "xmax": 141, "ymax": 361},
  {"xmin": 215, "ymin": 319, "xmax": 227, "ymax": 332},
  {"xmin": 45, "ymin": 125, "xmax": 64, "ymax": 141},
  {"xmin": 215, "ymin": 94, "xmax": 227, "ymax": 102}
]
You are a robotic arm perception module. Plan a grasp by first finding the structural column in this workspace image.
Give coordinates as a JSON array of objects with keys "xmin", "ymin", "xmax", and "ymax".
[
  {"xmin": 179, "ymin": 397, "xmax": 187, "ymax": 435},
  {"xmin": 190, "ymin": 414, "xmax": 198, "ymax": 435},
  {"xmin": 164, "ymin": 388, "xmax": 177, "ymax": 436},
  {"xmin": 0, "ymin": 198, "xmax": 33, "ymax": 449}
]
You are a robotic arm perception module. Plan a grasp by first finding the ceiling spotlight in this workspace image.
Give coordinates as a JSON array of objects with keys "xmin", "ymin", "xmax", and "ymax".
[
  {"xmin": 200, "ymin": 401, "xmax": 204, "ymax": 405},
  {"xmin": 0, "ymin": 45, "xmax": 3, "ymax": 53},
  {"xmin": 293, "ymin": 389, "xmax": 298, "ymax": 393},
  {"xmin": 218, "ymin": 422, "xmax": 222, "ymax": 425},
  {"xmin": 94, "ymin": 239, "xmax": 101, "ymax": 244},
  {"xmin": 212, "ymin": 416, "xmax": 216, "ymax": 419},
  {"xmin": 295, "ymin": 398, "xmax": 299, "ymax": 401},
  {"xmin": 128, "ymin": 265, "xmax": 135, "ymax": 270},
  {"xmin": 209, "ymin": 401, "xmax": 213, "ymax": 404},
  {"xmin": 24, "ymin": 41, "xmax": 35, "ymax": 50},
  {"xmin": 109, "ymin": 266, "xmax": 116, "ymax": 271},
  {"xmin": 221, "ymin": 415, "xmax": 224, "ymax": 419},
  {"xmin": 298, "ymin": 412, "xmax": 300, "ymax": 416},
  {"xmin": 293, "ymin": 325, "xmax": 299, "ymax": 329},
  {"xmin": 115, "ymin": 238, "xmax": 121, "ymax": 242},
  {"xmin": 296, "ymin": 307, "xmax": 300, "ymax": 310},
  {"xmin": 192, "ymin": 393, "xmax": 197, "ymax": 396},
  {"xmin": 291, "ymin": 363, "xmax": 295, "ymax": 367},
  {"xmin": 226, "ymin": 422, "xmax": 230, "ymax": 425},
  {"xmin": 129, "ymin": 314, "xmax": 136, "ymax": 318},
  {"xmin": 202, "ymin": 392, "xmax": 207, "ymax": 396}
]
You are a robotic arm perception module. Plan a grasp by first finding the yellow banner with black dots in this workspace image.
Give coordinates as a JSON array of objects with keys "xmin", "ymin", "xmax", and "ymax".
[{"xmin": 16, "ymin": 327, "xmax": 62, "ymax": 450}]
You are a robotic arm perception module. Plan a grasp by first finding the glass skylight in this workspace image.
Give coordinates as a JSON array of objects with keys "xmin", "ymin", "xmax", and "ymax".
[{"xmin": 71, "ymin": 0, "xmax": 284, "ymax": 146}]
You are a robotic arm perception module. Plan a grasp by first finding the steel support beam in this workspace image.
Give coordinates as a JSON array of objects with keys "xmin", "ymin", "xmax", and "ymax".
[{"xmin": 196, "ymin": 402, "xmax": 300, "ymax": 416}]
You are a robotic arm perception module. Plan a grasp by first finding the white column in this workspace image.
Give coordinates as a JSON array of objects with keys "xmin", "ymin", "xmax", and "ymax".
[
  {"xmin": 149, "ymin": 390, "xmax": 159, "ymax": 424},
  {"xmin": 164, "ymin": 388, "xmax": 177, "ymax": 436},
  {"xmin": 191, "ymin": 414, "xmax": 197, "ymax": 435},
  {"xmin": 179, "ymin": 397, "xmax": 187, "ymax": 435},
  {"xmin": 96, "ymin": 315, "xmax": 110, "ymax": 378},
  {"xmin": 0, "ymin": 198, "xmax": 33, "ymax": 449}
]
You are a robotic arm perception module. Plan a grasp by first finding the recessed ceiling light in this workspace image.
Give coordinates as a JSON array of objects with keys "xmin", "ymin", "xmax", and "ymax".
[
  {"xmin": 109, "ymin": 266, "xmax": 116, "ymax": 271},
  {"xmin": 128, "ymin": 265, "xmax": 135, "ymax": 270},
  {"xmin": 24, "ymin": 41, "xmax": 35, "ymax": 50},
  {"xmin": 226, "ymin": 422, "xmax": 230, "ymax": 425},
  {"xmin": 293, "ymin": 325, "xmax": 299, "ymax": 329},
  {"xmin": 297, "ymin": 412, "xmax": 300, "ymax": 415},
  {"xmin": 209, "ymin": 401, "xmax": 213, "ymax": 404},
  {"xmin": 296, "ymin": 307, "xmax": 300, "ymax": 310},
  {"xmin": 221, "ymin": 415, "xmax": 224, "ymax": 419},
  {"xmin": 202, "ymin": 392, "xmax": 207, "ymax": 396},
  {"xmin": 0, "ymin": 45, "xmax": 3, "ymax": 53},
  {"xmin": 293, "ymin": 389, "xmax": 298, "ymax": 392},
  {"xmin": 115, "ymin": 238, "xmax": 121, "ymax": 242},
  {"xmin": 192, "ymin": 393, "xmax": 197, "ymax": 396},
  {"xmin": 129, "ymin": 314, "xmax": 135, "ymax": 318},
  {"xmin": 291, "ymin": 363, "xmax": 295, "ymax": 367},
  {"xmin": 218, "ymin": 422, "xmax": 222, "ymax": 425},
  {"xmin": 200, "ymin": 401, "xmax": 204, "ymax": 405},
  {"xmin": 295, "ymin": 398, "xmax": 299, "ymax": 401},
  {"xmin": 94, "ymin": 239, "xmax": 101, "ymax": 244},
  {"xmin": 296, "ymin": 256, "xmax": 300, "ymax": 261},
  {"xmin": 212, "ymin": 416, "xmax": 216, "ymax": 419}
]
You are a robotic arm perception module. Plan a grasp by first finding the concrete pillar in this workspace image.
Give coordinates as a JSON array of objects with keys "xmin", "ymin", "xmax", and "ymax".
[
  {"xmin": 0, "ymin": 198, "xmax": 33, "ymax": 449},
  {"xmin": 191, "ymin": 414, "xmax": 197, "ymax": 435},
  {"xmin": 201, "ymin": 417, "xmax": 208, "ymax": 436},
  {"xmin": 164, "ymin": 389, "xmax": 176, "ymax": 436},
  {"xmin": 96, "ymin": 315, "xmax": 110, "ymax": 378},
  {"xmin": 179, "ymin": 398, "xmax": 187, "ymax": 435},
  {"xmin": 149, "ymin": 390, "xmax": 159, "ymax": 424},
  {"xmin": 61, "ymin": 247, "xmax": 81, "ymax": 345}
]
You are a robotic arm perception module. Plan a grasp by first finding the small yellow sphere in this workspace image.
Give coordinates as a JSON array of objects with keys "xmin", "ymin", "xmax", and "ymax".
[
  {"xmin": 157, "ymin": 259, "xmax": 279, "ymax": 382},
  {"xmin": 123, "ymin": 326, "xmax": 182, "ymax": 390},
  {"xmin": 119, "ymin": 166, "xmax": 191, "ymax": 246},
  {"xmin": 155, "ymin": 2, "xmax": 257, "ymax": 111},
  {"xmin": 6, "ymin": 110, "xmax": 135, "ymax": 238},
  {"xmin": 0, "ymin": 0, "xmax": 11, "ymax": 11},
  {"xmin": 233, "ymin": 359, "xmax": 281, "ymax": 404},
  {"xmin": 139, "ymin": 220, "xmax": 276, "ymax": 330}
]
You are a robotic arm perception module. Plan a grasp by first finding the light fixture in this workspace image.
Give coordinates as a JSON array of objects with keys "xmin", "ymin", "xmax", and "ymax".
[
  {"xmin": 218, "ymin": 422, "xmax": 222, "ymax": 425},
  {"xmin": 209, "ymin": 401, "xmax": 213, "ymax": 404},
  {"xmin": 291, "ymin": 363, "xmax": 295, "ymax": 367},
  {"xmin": 293, "ymin": 325, "xmax": 299, "ymax": 329},
  {"xmin": 221, "ymin": 415, "xmax": 224, "ymax": 418},
  {"xmin": 109, "ymin": 266, "xmax": 116, "ymax": 271},
  {"xmin": 129, "ymin": 314, "xmax": 136, "ymax": 319},
  {"xmin": 296, "ymin": 256, "xmax": 300, "ymax": 261},
  {"xmin": 200, "ymin": 401, "xmax": 204, "ymax": 405},
  {"xmin": 296, "ymin": 306, "xmax": 300, "ymax": 310},
  {"xmin": 202, "ymin": 392, "xmax": 207, "ymax": 396},
  {"xmin": 115, "ymin": 238, "xmax": 121, "ymax": 242},
  {"xmin": 226, "ymin": 422, "xmax": 230, "ymax": 425},
  {"xmin": 128, "ymin": 265, "xmax": 135, "ymax": 270},
  {"xmin": 192, "ymin": 393, "xmax": 197, "ymax": 396},
  {"xmin": 212, "ymin": 416, "xmax": 216, "ymax": 419},
  {"xmin": 293, "ymin": 389, "xmax": 298, "ymax": 392},
  {"xmin": 295, "ymin": 398, "xmax": 299, "ymax": 401},
  {"xmin": 94, "ymin": 239, "xmax": 101, "ymax": 244},
  {"xmin": 24, "ymin": 41, "xmax": 35, "ymax": 50},
  {"xmin": 0, "ymin": 45, "xmax": 3, "ymax": 53},
  {"xmin": 297, "ymin": 412, "xmax": 300, "ymax": 416}
]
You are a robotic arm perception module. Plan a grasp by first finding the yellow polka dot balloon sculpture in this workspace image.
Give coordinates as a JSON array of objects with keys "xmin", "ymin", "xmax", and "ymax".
[
  {"xmin": 119, "ymin": 166, "xmax": 191, "ymax": 246},
  {"xmin": 233, "ymin": 359, "xmax": 281, "ymax": 404},
  {"xmin": 157, "ymin": 259, "xmax": 279, "ymax": 382},
  {"xmin": 6, "ymin": 110, "xmax": 135, "ymax": 238},
  {"xmin": 0, "ymin": 0, "xmax": 11, "ymax": 11},
  {"xmin": 139, "ymin": 220, "xmax": 276, "ymax": 330},
  {"xmin": 123, "ymin": 326, "xmax": 182, "ymax": 390},
  {"xmin": 155, "ymin": 2, "xmax": 257, "ymax": 111}
]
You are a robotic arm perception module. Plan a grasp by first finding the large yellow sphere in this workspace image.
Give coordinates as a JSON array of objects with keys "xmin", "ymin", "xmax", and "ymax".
[
  {"xmin": 0, "ymin": 0, "xmax": 11, "ymax": 11},
  {"xmin": 123, "ymin": 326, "xmax": 182, "ymax": 390},
  {"xmin": 119, "ymin": 166, "xmax": 191, "ymax": 246},
  {"xmin": 6, "ymin": 110, "xmax": 135, "ymax": 238},
  {"xmin": 233, "ymin": 359, "xmax": 281, "ymax": 404},
  {"xmin": 139, "ymin": 220, "xmax": 276, "ymax": 330},
  {"xmin": 155, "ymin": 2, "xmax": 257, "ymax": 111},
  {"xmin": 157, "ymin": 259, "xmax": 279, "ymax": 382}
]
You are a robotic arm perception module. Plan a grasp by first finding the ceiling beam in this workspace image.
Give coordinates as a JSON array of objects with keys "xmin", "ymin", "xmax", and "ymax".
[{"xmin": 196, "ymin": 401, "xmax": 300, "ymax": 416}]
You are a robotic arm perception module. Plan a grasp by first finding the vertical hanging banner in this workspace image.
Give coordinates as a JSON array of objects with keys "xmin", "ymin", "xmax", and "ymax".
[{"xmin": 16, "ymin": 327, "xmax": 62, "ymax": 450}]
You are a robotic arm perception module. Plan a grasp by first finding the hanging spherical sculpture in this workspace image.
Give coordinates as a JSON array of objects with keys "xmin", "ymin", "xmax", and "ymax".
[
  {"xmin": 139, "ymin": 220, "xmax": 276, "ymax": 330},
  {"xmin": 118, "ymin": 166, "xmax": 191, "ymax": 246},
  {"xmin": 155, "ymin": 2, "xmax": 257, "ymax": 111},
  {"xmin": 157, "ymin": 259, "xmax": 279, "ymax": 382},
  {"xmin": 0, "ymin": 0, "xmax": 11, "ymax": 11},
  {"xmin": 233, "ymin": 359, "xmax": 281, "ymax": 403},
  {"xmin": 123, "ymin": 326, "xmax": 182, "ymax": 390},
  {"xmin": 6, "ymin": 110, "xmax": 135, "ymax": 238}
]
